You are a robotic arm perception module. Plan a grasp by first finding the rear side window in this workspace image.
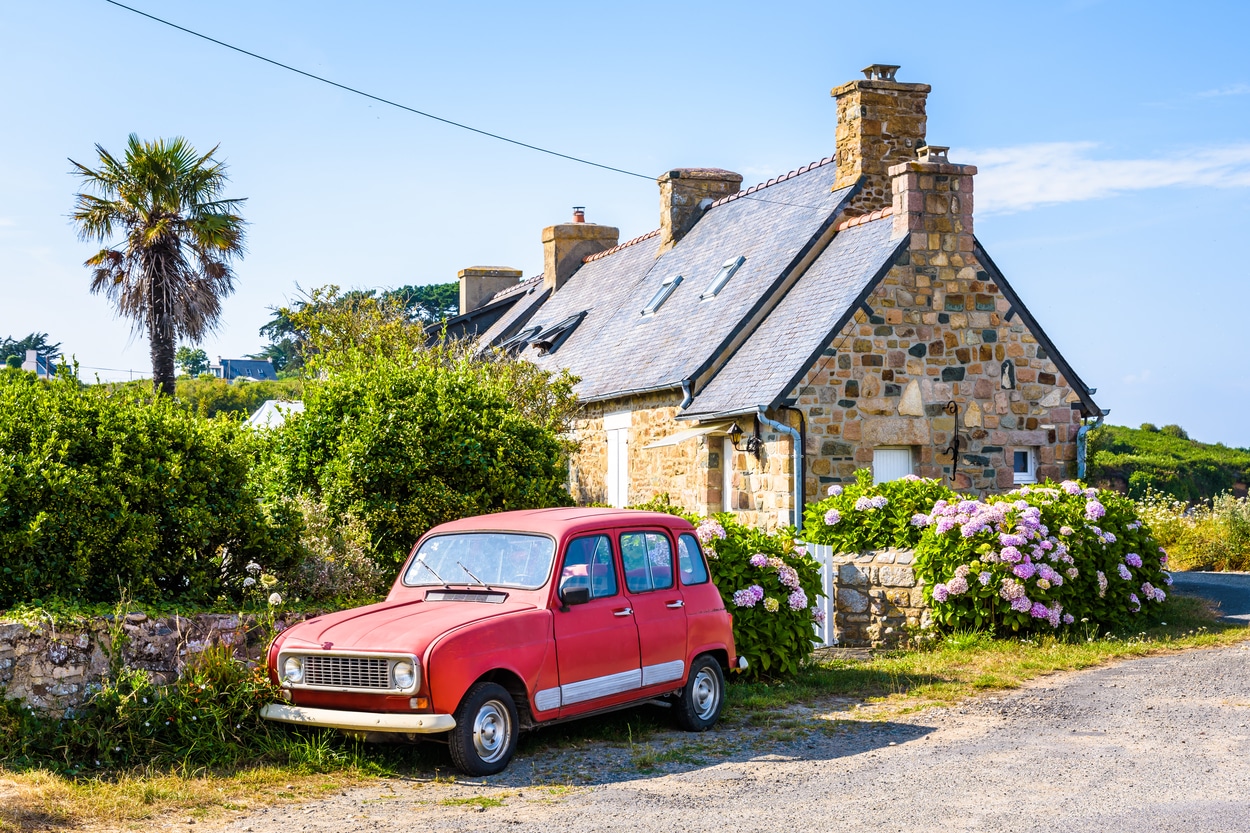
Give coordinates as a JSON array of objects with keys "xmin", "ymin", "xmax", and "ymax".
[
  {"xmin": 619, "ymin": 531, "xmax": 675, "ymax": 593},
  {"xmin": 677, "ymin": 533, "xmax": 709, "ymax": 586},
  {"xmin": 559, "ymin": 534, "xmax": 618, "ymax": 599}
]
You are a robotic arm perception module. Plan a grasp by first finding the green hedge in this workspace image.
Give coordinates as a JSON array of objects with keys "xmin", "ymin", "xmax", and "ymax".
[{"xmin": 0, "ymin": 371, "xmax": 301, "ymax": 606}]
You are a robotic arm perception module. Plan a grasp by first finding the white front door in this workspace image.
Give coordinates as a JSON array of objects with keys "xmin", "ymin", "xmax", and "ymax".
[{"xmin": 605, "ymin": 411, "xmax": 631, "ymax": 508}]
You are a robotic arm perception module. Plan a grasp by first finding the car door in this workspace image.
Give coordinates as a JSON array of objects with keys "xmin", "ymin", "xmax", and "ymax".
[
  {"xmin": 618, "ymin": 528, "xmax": 688, "ymax": 689},
  {"xmin": 550, "ymin": 533, "xmax": 642, "ymax": 716}
]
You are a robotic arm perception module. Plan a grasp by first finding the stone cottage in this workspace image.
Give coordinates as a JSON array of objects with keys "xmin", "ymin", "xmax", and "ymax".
[{"xmin": 444, "ymin": 65, "xmax": 1106, "ymax": 531}]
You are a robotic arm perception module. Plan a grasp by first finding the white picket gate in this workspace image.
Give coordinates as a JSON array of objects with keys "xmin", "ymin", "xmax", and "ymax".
[{"xmin": 805, "ymin": 542, "xmax": 839, "ymax": 647}]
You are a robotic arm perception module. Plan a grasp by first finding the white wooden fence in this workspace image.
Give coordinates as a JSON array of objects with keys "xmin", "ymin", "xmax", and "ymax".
[{"xmin": 805, "ymin": 542, "xmax": 839, "ymax": 647}]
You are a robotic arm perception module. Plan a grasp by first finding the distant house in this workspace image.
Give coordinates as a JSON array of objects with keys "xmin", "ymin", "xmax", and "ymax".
[
  {"xmin": 441, "ymin": 65, "xmax": 1107, "ymax": 529},
  {"xmin": 209, "ymin": 357, "xmax": 278, "ymax": 381},
  {"xmin": 20, "ymin": 350, "xmax": 58, "ymax": 379}
]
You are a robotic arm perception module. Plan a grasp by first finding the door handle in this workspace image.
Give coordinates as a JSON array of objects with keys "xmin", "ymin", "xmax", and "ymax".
[
  {"xmin": 613, "ymin": 607, "xmax": 633, "ymax": 617},
  {"xmin": 665, "ymin": 600, "xmax": 685, "ymax": 609}
]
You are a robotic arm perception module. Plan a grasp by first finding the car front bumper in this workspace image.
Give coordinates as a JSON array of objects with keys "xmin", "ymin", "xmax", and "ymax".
[{"xmin": 261, "ymin": 703, "xmax": 456, "ymax": 733}]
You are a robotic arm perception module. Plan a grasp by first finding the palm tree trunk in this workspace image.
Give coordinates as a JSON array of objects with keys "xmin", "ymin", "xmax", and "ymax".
[{"xmin": 148, "ymin": 259, "xmax": 177, "ymax": 397}]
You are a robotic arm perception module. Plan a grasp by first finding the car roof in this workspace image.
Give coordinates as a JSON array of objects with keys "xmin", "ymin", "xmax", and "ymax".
[{"xmin": 427, "ymin": 507, "xmax": 695, "ymax": 538}]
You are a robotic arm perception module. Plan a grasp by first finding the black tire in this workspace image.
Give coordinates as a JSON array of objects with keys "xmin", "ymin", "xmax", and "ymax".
[
  {"xmin": 673, "ymin": 655, "xmax": 724, "ymax": 731},
  {"xmin": 448, "ymin": 681, "xmax": 519, "ymax": 776}
]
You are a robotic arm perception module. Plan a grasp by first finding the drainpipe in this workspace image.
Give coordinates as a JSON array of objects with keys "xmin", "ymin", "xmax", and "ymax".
[
  {"xmin": 758, "ymin": 408, "xmax": 803, "ymax": 534},
  {"xmin": 1076, "ymin": 414, "xmax": 1104, "ymax": 481},
  {"xmin": 679, "ymin": 379, "xmax": 693, "ymax": 409}
]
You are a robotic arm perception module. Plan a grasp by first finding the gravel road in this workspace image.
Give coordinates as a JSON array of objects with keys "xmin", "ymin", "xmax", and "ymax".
[{"xmin": 210, "ymin": 643, "xmax": 1250, "ymax": 833}]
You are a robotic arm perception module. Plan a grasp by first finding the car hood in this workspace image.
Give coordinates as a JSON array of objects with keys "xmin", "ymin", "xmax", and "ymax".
[{"xmin": 278, "ymin": 596, "xmax": 538, "ymax": 656}]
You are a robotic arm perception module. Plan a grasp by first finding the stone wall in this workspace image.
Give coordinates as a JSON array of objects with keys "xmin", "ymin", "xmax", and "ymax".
[
  {"xmin": 0, "ymin": 612, "xmax": 311, "ymax": 714},
  {"xmin": 828, "ymin": 548, "xmax": 928, "ymax": 647}
]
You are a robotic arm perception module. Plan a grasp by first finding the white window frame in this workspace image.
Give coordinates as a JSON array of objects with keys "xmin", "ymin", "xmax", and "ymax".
[
  {"xmin": 872, "ymin": 447, "xmax": 915, "ymax": 485},
  {"xmin": 641, "ymin": 274, "xmax": 682, "ymax": 316},
  {"xmin": 605, "ymin": 411, "xmax": 632, "ymax": 507},
  {"xmin": 1012, "ymin": 447, "xmax": 1038, "ymax": 484},
  {"xmin": 701, "ymin": 255, "xmax": 746, "ymax": 300},
  {"xmin": 722, "ymin": 436, "xmax": 735, "ymax": 513}
]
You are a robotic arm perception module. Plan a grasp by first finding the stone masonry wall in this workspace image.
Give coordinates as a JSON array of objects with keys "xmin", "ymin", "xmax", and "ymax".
[
  {"xmin": 828, "ymin": 548, "xmax": 928, "ymax": 647},
  {"xmin": 0, "ymin": 612, "xmax": 313, "ymax": 714}
]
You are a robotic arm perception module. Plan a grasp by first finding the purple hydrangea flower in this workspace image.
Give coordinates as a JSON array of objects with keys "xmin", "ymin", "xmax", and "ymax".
[
  {"xmin": 910, "ymin": 513, "xmax": 931, "ymax": 527},
  {"xmin": 1012, "ymin": 562, "xmax": 1037, "ymax": 580},
  {"xmin": 1129, "ymin": 593, "xmax": 1141, "ymax": 612},
  {"xmin": 1117, "ymin": 563, "xmax": 1132, "ymax": 581},
  {"xmin": 935, "ymin": 517, "xmax": 958, "ymax": 535},
  {"xmin": 1125, "ymin": 552, "xmax": 1142, "ymax": 568},
  {"xmin": 1010, "ymin": 596, "xmax": 1033, "ymax": 613},
  {"xmin": 1097, "ymin": 570, "xmax": 1108, "ymax": 598},
  {"xmin": 1000, "ymin": 546, "xmax": 1023, "ymax": 564},
  {"xmin": 1030, "ymin": 602, "xmax": 1050, "ymax": 619},
  {"xmin": 827, "ymin": 484, "xmax": 843, "ymax": 496},
  {"xmin": 824, "ymin": 509, "xmax": 842, "ymax": 526},
  {"xmin": 870, "ymin": 495, "xmax": 889, "ymax": 509},
  {"xmin": 1061, "ymin": 480, "xmax": 1083, "ymax": 496},
  {"xmin": 1063, "ymin": 613, "xmax": 1075, "ymax": 625},
  {"xmin": 812, "ymin": 607, "xmax": 827, "ymax": 625},
  {"xmin": 696, "ymin": 519, "xmax": 726, "ymax": 543},
  {"xmin": 1059, "ymin": 526, "xmax": 1075, "ymax": 537},
  {"xmin": 749, "ymin": 553, "xmax": 769, "ymax": 568},
  {"xmin": 947, "ymin": 576, "xmax": 969, "ymax": 596},
  {"xmin": 788, "ymin": 588, "xmax": 809, "ymax": 610},
  {"xmin": 854, "ymin": 496, "xmax": 873, "ymax": 511},
  {"xmin": 1085, "ymin": 500, "xmax": 1106, "ymax": 521},
  {"xmin": 777, "ymin": 565, "xmax": 801, "ymax": 590},
  {"xmin": 932, "ymin": 584, "xmax": 950, "ymax": 603},
  {"xmin": 978, "ymin": 571, "xmax": 992, "ymax": 586}
]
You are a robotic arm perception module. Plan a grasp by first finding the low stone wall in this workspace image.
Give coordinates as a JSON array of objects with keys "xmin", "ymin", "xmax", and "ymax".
[
  {"xmin": 808, "ymin": 545, "xmax": 929, "ymax": 647},
  {"xmin": 0, "ymin": 611, "xmax": 313, "ymax": 714}
]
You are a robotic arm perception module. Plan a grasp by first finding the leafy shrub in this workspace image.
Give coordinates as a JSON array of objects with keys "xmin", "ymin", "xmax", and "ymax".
[
  {"xmin": 912, "ymin": 481, "xmax": 1172, "ymax": 633},
  {"xmin": 1087, "ymin": 423, "xmax": 1250, "ymax": 502},
  {"xmin": 0, "ymin": 372, "xmax": 302, "ymax": 607},
  {"xmin": 267, "ymin": 351, "xmax": 573, "ymax": 570},
  {"xmin": 173, "ymin": 376, "xmax": 304, "ymax": 419},
  {"xmin": 285, "ymin": 497, "xmax": 389, "ymax": 603},
  {"xmin": 1138, "ymin": 491, "xmax": 1250, "ymax": 572},
  {"xmin": 694, "ymin": 516, "xmax": 822, "ymax": 678},
  {"xmin": 802, "ymin": 469, "xmax": 957, "ymax": 551}
]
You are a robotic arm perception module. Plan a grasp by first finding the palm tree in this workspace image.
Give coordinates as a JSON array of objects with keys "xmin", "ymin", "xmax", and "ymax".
[{"xmin": 71, "ymin": 135, "xmax": 246, "ymax": 396}]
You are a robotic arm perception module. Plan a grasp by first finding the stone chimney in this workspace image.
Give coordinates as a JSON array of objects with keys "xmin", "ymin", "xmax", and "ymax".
[
  {"xmin": 889, "ymin": 145, "xmax": 977, "ymax": 254},
  {"xmin": 833, "ymin": 64, "xmax": 930, "ymax": 216},
  {"xmin": 656, "ymin": 168, "xmax": 743, "ymax": 254},
  {"xmin": 542, "ymin": 208, "xmax": 619, "ymax": 293},
  {"xmin": 458, "ymin": 266, "xmax": 523, "ymax": 315}
]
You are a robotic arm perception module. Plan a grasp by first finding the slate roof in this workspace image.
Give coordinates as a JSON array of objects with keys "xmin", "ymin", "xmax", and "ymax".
[
  {"xmin": 518, "ymin": 159, "xmax": 854, "ymax": 400},
  {"xmin": 470, "ymin": 275, "xmax": 548, "ymax": 347},
  {"xmin": 684, "ymin": 216, "xmax": 905, "ymax": 418}
]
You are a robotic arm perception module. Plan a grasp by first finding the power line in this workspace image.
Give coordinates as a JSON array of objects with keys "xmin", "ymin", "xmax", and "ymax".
[{"xmin": 99, "ymin": 0, "xmax": 842, "ymax": 215}]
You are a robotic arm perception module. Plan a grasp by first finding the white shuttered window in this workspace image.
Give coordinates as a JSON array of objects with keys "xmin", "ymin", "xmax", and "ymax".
[
  {"xmin": 872, "ymin": 447, "xmax": 914, "ymax": 484},
  {"xmin": 605, "ymin": 411, "xmax": 631, "ymax": 508}
]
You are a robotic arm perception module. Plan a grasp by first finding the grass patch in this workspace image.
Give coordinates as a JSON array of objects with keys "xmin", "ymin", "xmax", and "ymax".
[{"xmin": 439, "ymin": 795, "xmax": 506, "ymax": 809}]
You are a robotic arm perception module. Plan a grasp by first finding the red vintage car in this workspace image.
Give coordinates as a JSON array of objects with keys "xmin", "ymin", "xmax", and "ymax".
[{"xmin": 261, "ymin": 507, "xmax": 743, "ymax": 774}]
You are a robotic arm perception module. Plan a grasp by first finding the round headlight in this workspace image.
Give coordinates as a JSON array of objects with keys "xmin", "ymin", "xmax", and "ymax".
[
  {"xmin": 282, "ymin": 656, "xmax": 304, "ymax": 684},
  {"xmin": 392, "ymin": 660, "xmax": 415, "ymax": 689}
]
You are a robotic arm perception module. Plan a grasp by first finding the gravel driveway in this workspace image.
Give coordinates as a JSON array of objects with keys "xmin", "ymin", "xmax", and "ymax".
[{"xmin": 214, "ymin": 643, "xmax": 1250, "ymax": 833}]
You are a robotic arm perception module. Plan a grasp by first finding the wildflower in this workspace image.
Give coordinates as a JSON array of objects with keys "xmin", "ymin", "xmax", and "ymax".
[
  {"xmin": 242, "ymin": 577, "xmax": 256, "ymax": 588},
  {"xmin": 245, "ymin": 561, "xmax": 261, "ymax": 575},
  {"xmin": 933, "ymin": 584, "xmax": 950, "ymax": 603},
  {"xmin": 788, "ymin": 588, "xmax": 809, "ymax": 610},
  {"xmin": 763, "ymin": 597, "xmax": 780, "ymax": 613},
  {"xmin": 827, "ymin": 484, "xmax": 843, "ymax": 496},
  {"xmin": 260, "ymin": 574, "xmax": 278, "ymax": 589},
  {"xmin": 749, "ymin": 553, "xmax": 769, "ymax": 568},
  {"xmin": 824, "ymin": 509, "xmax": 842, "ymax": 526},
  {"xmin": 268, "ymin": 592, "xmax": 283, "ymax": 606},
  {"xmin": 1125, "ymin": 553, "xmax": 1142, "ymax": 568},
  {"xmin": 1097, "ymin": 571, "xmax": 1108, "ymax": 597},
  {"xmin": 1085, "ymin": 500, "xmax": 1106, "ymax": 521},
  {"xmin": 1117, "ymin": 564, "xmax": 1132, "ymax": 581},
  {"xmin": 978, "ymin": 571, "xmax": 992, "ymax": 586}
]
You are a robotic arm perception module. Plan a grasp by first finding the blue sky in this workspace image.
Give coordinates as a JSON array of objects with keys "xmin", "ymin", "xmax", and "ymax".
[{"xmin": 2, "ymin": 1, "xmax": 1248, "ymax": 444}]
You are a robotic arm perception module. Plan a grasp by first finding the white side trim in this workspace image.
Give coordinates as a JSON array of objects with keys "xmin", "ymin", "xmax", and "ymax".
[
  {"xmin": 560, "ymin": 668, "xmax": 642, "ymax": 705},
  {"xmin": 261, "ymin": 703, "xmax": 455, "ymax": 734},
  {"xmin": 641, "ymin": 659, "xmax": 685, "ymax": 687},
  {"xmin": 603, "ymin": 410, "xmax": 633, "ymax": 431},
  {"xmin": 534, "ymin": 687, "xmax": 562, "ymax": 712}
]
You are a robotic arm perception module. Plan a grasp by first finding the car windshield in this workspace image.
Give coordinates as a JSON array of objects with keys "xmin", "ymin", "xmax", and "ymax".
[{"xmin": 402, "ymin": 533, "xmax": 556, "ymax": 590}]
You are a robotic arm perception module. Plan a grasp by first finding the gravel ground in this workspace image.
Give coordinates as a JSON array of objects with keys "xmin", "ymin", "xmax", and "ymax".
[{"xmin": 205, "ymin": 643, "xmax": 1250, "ymax": 833}]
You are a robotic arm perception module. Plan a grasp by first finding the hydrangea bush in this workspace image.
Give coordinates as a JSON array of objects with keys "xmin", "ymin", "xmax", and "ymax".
[
  {"xmin": 696, "ymin": 515, "xmax": 823, "ymax": 677},
  {"xmin": 912, "ymin": 481, "xmax": 1172, "ymax": 633},
  {"xmin": 802, "ymin": 469, "xmax": 956, "ymax": 552}
]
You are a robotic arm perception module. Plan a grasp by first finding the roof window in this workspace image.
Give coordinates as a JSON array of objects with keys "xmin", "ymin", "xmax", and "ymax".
[
  {"xmin": 531, "ymin": 311, "xmax": 587, "ymax": 355},
  {"xmin": 497, "ymin": 326, "xmax": 540, "ymax": 355},
  {"xmin": 642, "ymin": 274, "xmax": 682, "ymax": 316},
  {"xmin": 700, "ymin": 255, "xmax": 745, "ymax": 300}
]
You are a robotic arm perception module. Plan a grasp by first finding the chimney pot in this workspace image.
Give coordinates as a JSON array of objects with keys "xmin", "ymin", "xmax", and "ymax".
[
  {"xmin": 572, "ymin": 207, "xmax": 586, "ymax": 223},
  {"xmin": 917, "ymin": 145, "xmax": 949, "ymax": 163},
  {"xmin": 861, "ymin": 64, "xmax": 901, "ymax": 81},
  {"xmin": 542, "ymin": 218, "xmax": 619, "ymax": 293}
]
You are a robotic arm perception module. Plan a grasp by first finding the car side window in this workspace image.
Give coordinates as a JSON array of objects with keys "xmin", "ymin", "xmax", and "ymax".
[
  {"xmin": 619, "ymin": 531, "xmax": 674, "ymax": 593},
  {"xmin": 559, "ymin": 534, "xmax": 618, "ymax": 599},
  {"xmin": 677, "ymin": 533, "xmax": 709, "ymax": 586}
]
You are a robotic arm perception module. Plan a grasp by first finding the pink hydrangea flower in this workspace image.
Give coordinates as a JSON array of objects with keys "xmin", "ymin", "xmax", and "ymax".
[
  {"xmin": 824, "ymin": 509, "xmax": 842, "ymax": 526},
  {"xmin": 749, "ymin": 553, "xmax": 769, "ymax": 568},
  {"xmin": 1097, "ymin": 570, "xmax": 1108, "ymax": 597},
  {"xmin": 933, "ymin": 584, "xmax": 950, "ymax": 603},
  {"xmin": 1085, "ymin": 500, "xmax": 1106, "ymax": 521},
  {"xmin": 947, "ymin": 576, "xmax": 969, "ymax": 595},
  {"xmin": 787, "ymin": 588, "xmax": 809, "ymax": 610},
  {"xmin": 1010, "ymin": 596, "xmax": 1033, "ymax": 613}
]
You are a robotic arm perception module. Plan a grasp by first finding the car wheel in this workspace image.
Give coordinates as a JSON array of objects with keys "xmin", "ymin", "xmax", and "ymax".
[
  {"xmin": 673, "ymin": 655, "xmax": 724, "ymax": 731},
  {"xmin": 448, "ymin": 682, "xmax": 519, "ymax": 776}
]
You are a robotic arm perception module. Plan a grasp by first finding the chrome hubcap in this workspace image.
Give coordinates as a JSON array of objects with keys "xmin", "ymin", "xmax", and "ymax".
[
  {"xmin": 472, "ymin": 700, "xmax": 511, "ymax": 763},
  {"xmin": 692, "ymin": 668, "xmax": 720, "ymax": 720}
]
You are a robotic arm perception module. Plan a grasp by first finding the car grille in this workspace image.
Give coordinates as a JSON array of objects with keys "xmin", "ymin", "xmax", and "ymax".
[{"xmin": 302, "ymin": 655, "xmax": 391, "ymax": 689}]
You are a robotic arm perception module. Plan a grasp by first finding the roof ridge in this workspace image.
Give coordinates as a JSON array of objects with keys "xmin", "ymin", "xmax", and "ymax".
[
  {"xmin": 833, "ymin": 206, "xmax": 893, "ymax": 231},
  {"xmin": 707, "ymin": 155, "xmax": 837, "ymax": 209},
  {"xmin": 582, "ymin": 227, "xmax": 661, "ymax": 263}
]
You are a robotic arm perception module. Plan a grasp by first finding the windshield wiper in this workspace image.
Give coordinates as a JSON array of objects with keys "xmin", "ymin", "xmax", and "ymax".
[
  {"xmin": 415, "ymin": 559, "xmax": 450, "ymax": 587},
  {"xmin": 456, "ymin": 561, "xmax": 492, "ymax": 591}
]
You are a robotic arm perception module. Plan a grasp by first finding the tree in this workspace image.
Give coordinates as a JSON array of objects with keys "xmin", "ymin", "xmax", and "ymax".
[
  {"xmin": 70, "ymin": 135, "xmax": 246, "ymax": 396},
  {"xmin": 175, "ymin": 346, "xmax": 209, "ymax": 377},
  {"xmin": 388, "ymin": 283, "xmax": 459, "ymax": 324},
  {"xmin": 0, "ymin": 332, "xmax": 62, "ymax": 365}
]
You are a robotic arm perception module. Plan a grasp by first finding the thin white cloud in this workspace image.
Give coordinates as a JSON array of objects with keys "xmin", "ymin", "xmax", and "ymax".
[
  {"xmin": 968, "ymin": 142, "xmax": 1250, "ymax": 214},
  {"xmin": 1199, "ymin": 83, "xmax": 1250, "ymax": 98},
  {"xmin": 0, "ymin": 218, "xmax": 15, "ymax": 227}
]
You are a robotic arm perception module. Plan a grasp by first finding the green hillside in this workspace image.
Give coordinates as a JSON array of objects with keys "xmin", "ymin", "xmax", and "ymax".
[{"xmin": 1087, "ymin": 423, "xmax": 1250, "ymax": 502}]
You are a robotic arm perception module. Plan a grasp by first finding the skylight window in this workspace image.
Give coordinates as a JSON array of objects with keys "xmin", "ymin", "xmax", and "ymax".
[
  {"xmin": 641, "ymin": 274, "xmax": 682, "ymax": 316},
  {"xmin": 497, "ymin": 326, "xmax": 540, "ymax": 355},
  {"xmin": 532, "ymin": 311, "xmax": 587, "ymax": 355},
  {"xmin": 701, "ymin": 256, "xmax": 745, "ymax": 300}
]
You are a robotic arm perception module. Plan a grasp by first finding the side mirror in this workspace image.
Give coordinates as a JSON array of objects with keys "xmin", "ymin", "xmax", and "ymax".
[{"xmin": 559, "ymin": 585, "xmax": 591, "ymax": 611}]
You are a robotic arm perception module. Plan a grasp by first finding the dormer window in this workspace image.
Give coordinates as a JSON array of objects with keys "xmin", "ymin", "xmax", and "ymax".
[
  {"xmin": 531, "ymin": 311, "xmax": 587, "ymax": 355},
  {"xmin": 498, "ymin": 326, "xmax": 540, "ymax": 355},
  {"xmin": 642, "ymin": 274, "xmax": 682, "ymax": 316},
  {"xmin": 701, "ymin": 255, "xmax": 745, "ymax": 300}
]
